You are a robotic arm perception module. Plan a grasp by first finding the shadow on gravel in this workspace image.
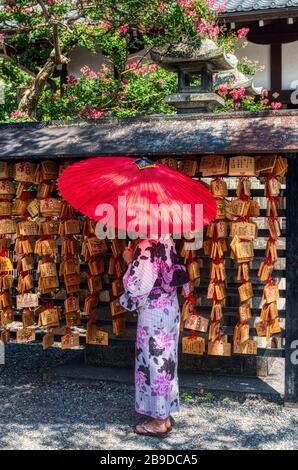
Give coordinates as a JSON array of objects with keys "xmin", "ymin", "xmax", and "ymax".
[{"xmin": 0, "ymin": 344, "xmax": 297, "ymax": 450}]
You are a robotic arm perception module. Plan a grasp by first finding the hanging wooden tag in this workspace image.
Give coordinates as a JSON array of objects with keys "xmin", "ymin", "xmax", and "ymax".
[
  {"xmin": 15, "ymin": 162, "xmax": 36, "ymax": 182},
  {"xmin": 238, "ymin": 282, "xmax": 254, "ymax": 302},
  {"xmin": 208, "ymin": 338, "xmax": 231, "ymax": 356},
  {"xmin": 0, "ymin": 256, "xmax": 13, "ymax": 272},
  {"xmin": 1, "ymin": 329, "xmax": 10, "ymax": 344},
  {"xmin": 64, "ymin": 296, "xmax": 80, "ymax": 313},
  {"xmin": 61, "ymin": 333, "xmax": 80, "ymax": 349},
  {"xmin": 40, "ymin": 160, "xmax": 58, "ymax": 181},
  {"xmin": 0, "ymin": 201, "xmax": 12, "ymax": 217},
  {"xmin": 110, "ymin": 298, "xmax": 127, "ymax": 316},
  {"xmin": 211, "ymin": 303, "xmax": 223, "ymax": 321},
  {"xmin": 86, "ymin": 325, "xmax": 109, "ymax": 346},
  {"xmin": 111, "ymin": 239, "xmax": 126, "ymax": 258},
  {"xmin": 87, "ymin": 238, "xmax": 108, "ymax": 256},
  {"xmin": 112, "ymin": 279, "xmax": 124, "ymax": 297},
  {"xmin": 229, "ymin": 156, "xmax": 255, "ymax": 176},
  {"xmin": 264, "ymin": 284, "xmax": 279, "ymax": 303},
  {"xmin": 38, "ymin": 308, "xmax": 61, "ymax": 328},
  {"xmin": 199, "ymin": 155, "xmax": 227, "ymax": 176},
  {"xmin": 43, "ymin": 332, "xmax": 54, "ymax": 350},
  {"xmin": 187, "ymin": 260, "xmax": 200, "ymax": 281},
  {"xmin": 27, "ymin": 198, "xmax": 40, "ymax": 217},
  {"xmin": 18, "ymin": 220, "xmax": 39, "ymax": 237},
  {"xmin": 179, "ymin": 160, "xmax": 197, "ymax": 176},
  {"xmin": 269, "ymin": 302, "xmax": 278, "ymax": 320},
  {"xmin": 256, "ymin": 155, "xmax": 277, "ymax": 174},
  {"xmin": 185, "ymin": 314, "xmax": 209, "ymax": 333},
  {"xmin": 0, "ymin": 219, "xmax": 16, "ymax": 235},
  {"xmin": 0, "ymin": 180, "xmax": 15, "ymax": 197},
  {"xmin": 113, "ymin": 317, "xmax": 126, "ymax": 336},
  {"xmin": 22, "ymin": 309, "xmax": 35, "ymax": 328},
  {"xmin": 64, "ymin": 219, "xmax": 81, "ymax": 235},
  {"xmin": 16, "ymin": 293, "xmax": 39, "ymax": 309},
  {"xmin": 235, "ymin": 241, "xmax": 254, "ymax": 261},
  {"xmin": 230, "ymin": 221, "xmax": 258, "ymax": 240},
  {"xmin": 88, "ymin": 258, "xmax": 104, "ymax": 276},
  {"xmin": 215, "ymin": 199, "xmax": 226, "ymax": 219},
  {"xmin": 215, "ymin": 220, "xmax": 227, "ymax": 239},
  {"xmin": 39, "ymin": 276, "xmax": 59, "ymax": 292},
  {"xmin": 182, "ymin": 336, "xmax": 205, "ymax": 355},
  {"xmin": 255, "ymin": 321, "xmax": 267, "ymax": 337},
  {"xmin": 0, "ymin": 162, "xmax": 11, "ymax": 180},
  {"xmin": 40, "ymin": 262, "xmax": 57, "ymax": 278},
  {"xmin": 1, "ymin": 308, "xmax": 14, "ymax": 326},
  {"xmin": 267, "ymin": 178, "xmax": 281, "ymax": 197},
  {"xmin": 40, "ymin": 220, "xmax": 59, "ymax": 236},
  {"xmin": 65, "ymin": 311, "xmax": 81, "ymax": 327},
  {"xmin": 159, "ymin": 158, "xmax": 178, "ymax": 171},
  {"xmin": 239, "ymin": 303, "xmax": 252, "ymax": 322},
  {"xmin": 16, "ymin": 328, "xmax": 36, "ymax": 343},
  {"xmin": 36, "ymin": 182, "xmax": 52, "ymax": 199},
  {"xmin": 64, "ymin": 272, "xmax": 80, "ymax": 287},
  {"xmin": 88, "ymin": 275, "xmax": 103, "ymax": 294},
  {"xmin": 215, "ymin": 283, "xmax": 225, "ymax": 301},
  {"xmin": 234, "ymin": 339, "xmax": 257, "ymax": 355},
  {"xmin": 40, "ymin": 198, "xmax": 62, "ymax": 217},
  {"xmin": 211, "ymin": 179, "xmax": 228, "ymax": 197}
]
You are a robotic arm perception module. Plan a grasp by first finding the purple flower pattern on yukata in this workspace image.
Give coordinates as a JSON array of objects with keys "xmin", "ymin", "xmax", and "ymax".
[
  {"xmin": 154, "ymin": 332, "xmax": 175, "ymax": 350},
  {"xmin": 119, "ymin": 238, "xmax": 189, "ymax": 419},
  {"xmin": 135, "ymin": 370, "xmax": 147, "ymax": 388},
  {"xmin": 149, "ymin": 297, "xmax": 171, "ymax": 309},
  {"xmin": 136, "ymin": 326, "xmax": 148, "ymax": 349},
  {"xmin": 152, "ymin": 371, "xmax": 173, "ymax": 396}
]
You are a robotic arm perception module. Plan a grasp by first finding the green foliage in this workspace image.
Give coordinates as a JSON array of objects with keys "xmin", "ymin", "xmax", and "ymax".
[
  {"xmin": 0, "ymin": 1, "xmax": 255, "ymax": 121},
  {"xmin": 181, "ymin": 392, "xmax": 194, "ymax": 402},
  {"xmin": 0, "ymin": 59, "xmax": 32, "ymax": 120},
  {"xmin": 37, "ymin": 63, "xmax": 177, "ymax": 120}
]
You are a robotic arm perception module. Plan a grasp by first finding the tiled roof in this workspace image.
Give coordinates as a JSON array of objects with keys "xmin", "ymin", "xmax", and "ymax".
[
  {"xmin": 0, "ymin": 112, "xmax": 298, "ymax": 157},
  {"xmin": 214, "ymin": 0, "xmax": 298, "ymax": 13}
]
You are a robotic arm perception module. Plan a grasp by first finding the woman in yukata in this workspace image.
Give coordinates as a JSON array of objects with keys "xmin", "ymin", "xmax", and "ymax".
[{"xmin": 120, "ymin": 236, "xmax": 190, "ymax": 438}]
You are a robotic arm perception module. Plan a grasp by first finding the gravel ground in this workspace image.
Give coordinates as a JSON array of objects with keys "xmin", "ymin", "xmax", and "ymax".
[{"xmin": 0, "ymin": 343, "xmax": 297, "ymax": 450}]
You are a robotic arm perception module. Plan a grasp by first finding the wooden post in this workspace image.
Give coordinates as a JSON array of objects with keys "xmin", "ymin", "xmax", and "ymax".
[{"xmin": 285, "ymin": 155, "xmax": 298, "ymax": 407}]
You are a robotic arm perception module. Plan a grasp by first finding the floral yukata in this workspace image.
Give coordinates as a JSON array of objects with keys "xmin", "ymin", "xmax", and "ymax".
[{"xmin": 120, "ymin": 238, "xmax": 189, "ymax": 420}]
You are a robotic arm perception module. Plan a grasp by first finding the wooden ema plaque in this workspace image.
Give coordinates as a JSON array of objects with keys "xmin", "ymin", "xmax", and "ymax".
[
  {"xmin": 16, "ymin": 328, "xmax": 36, "ymax": 344},
  {"xmin": 229, "ymin": 156, "xmax": 255, "ymax": 176},
  {"xmin": 182, "ymin": 336, "xmax": 205, "ymax": 355},
  {"xmin": 86, "ymin": 325, "xmax": 109, "ymax": 346},
  {"xmin": 234, "ymin": 340, "xmax": 258, "ymax": 355},
  {"xmin": 43, "ymin": 332, "xmax": 54, "ymax": 350},
  {"xmin": 208, "ymin": 336, "xmax": 231, "ymax": 356},
  {"xmin": 185, "ymin": 314, "xmax": 209, "ymax": 333},
  {"xmin": 199, "ymin": 155, "xmax": 227, "ymax": 176},
  {"xmin": 16, "ymin": 293, "xmax": 39, "ymax": 309},
  {"xmin": 110, "ymin": 298, "xmax": 127, "ymax": 316},
  {"xmin": 61, "ymin": 332, "xmax": 80, "ymax": 349}
]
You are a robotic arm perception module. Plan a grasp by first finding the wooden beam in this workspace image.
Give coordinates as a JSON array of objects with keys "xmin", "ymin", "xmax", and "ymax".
[
  {"xmin": 270, "ymin": 43, "xmax": 282, "ymax": 92},
  {"xmin": 285, "ymin": 155, "xmax": 298, "ymax": 406},
  {"xmin": 220, "ymin": 7, "xmax": 298, "ymax": 23}
]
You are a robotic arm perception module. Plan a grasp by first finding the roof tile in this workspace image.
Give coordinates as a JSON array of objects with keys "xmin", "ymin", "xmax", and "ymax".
[{"xmin": 214, "ymin": 0, "xmax": 298, "ymax": 13}]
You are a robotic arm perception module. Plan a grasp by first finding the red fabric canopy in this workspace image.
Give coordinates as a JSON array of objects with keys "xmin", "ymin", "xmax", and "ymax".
[{"xmin": 58, "ymin": 156, "xmax": 216, "ymax": 237}]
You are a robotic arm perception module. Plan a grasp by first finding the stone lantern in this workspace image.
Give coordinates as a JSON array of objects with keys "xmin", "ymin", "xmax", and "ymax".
[{"xmin": 151, "ymin": 38, "xmax": 239, "ymax": 113}]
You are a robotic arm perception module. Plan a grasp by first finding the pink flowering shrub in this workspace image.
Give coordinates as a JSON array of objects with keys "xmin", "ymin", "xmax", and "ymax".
[
  {"xmin": 215, "ymin": 82, "xmax": 283, "ymax": 113},
  {"xmin": 1, "ymin": 0, "xmax": 282, "ymax": 122},
  {"xmin": 36, "ymin": 61, "xmax": 177, "ymax": 120}
]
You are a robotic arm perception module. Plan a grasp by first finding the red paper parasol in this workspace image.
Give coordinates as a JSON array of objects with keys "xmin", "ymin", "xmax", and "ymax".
[{"xmin": 58, "ymin": 157, "xmax": 216, "ymax": 238}]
